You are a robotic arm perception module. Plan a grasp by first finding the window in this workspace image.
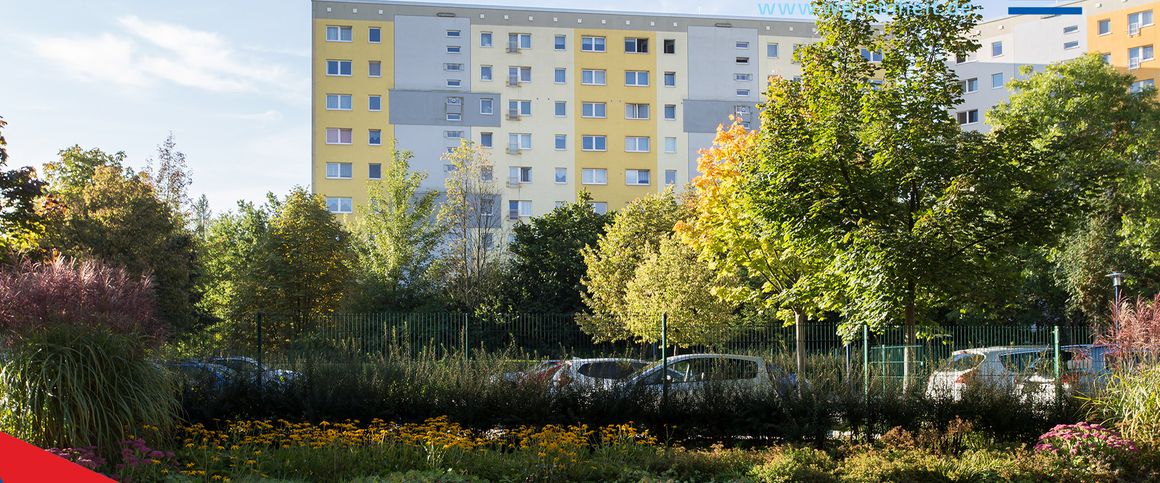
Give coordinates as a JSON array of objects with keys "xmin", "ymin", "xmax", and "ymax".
[
  {"xmin": 955, "ymin": 54, "xmax": 968, "ymax": 64},
  {"xmin": 625, "ymin": 136, "xmax": 650, "ymax": 153},
  {"xmin": 368, "ymin": 61, "xmax": 382, "ymax": 77},
  {"xmin": 554, "ymin": 67, "xmax": 567, "ymax": 83},
  {"xmin": 447, "ymin": 45, "xmax": 462, "ymax": 54},
  {"xmin": 582, "ymin": 168, "xmax": 608, "ymax": 184},
  {"xmin": 444, "ymin": 63, "xmax": 463, "ymax": 72},
  {"xmin": 480, "ymin": 132, "xmax": 493, "ymax": 148},
  {"xmin": 581, "ymin": 36, "xmax": 606, "ymax": 52},
  {"xmin": 509, "ymin": 166, "xmax": 532, "ymax": 183},
  {"xmin": 508, "ymin": 99, "xmax": 532, "ymax": 116},
  {"xmin": 446, "ymin": 113, "xmax": 461, "ymax": 121},
  {"xmin": 480, "ymin": 65, "xmax": 493, "ymax": 81},
  {"xmin": 508, "ymin": 66, "xmax": 532, "ymax": 83},
  {"xmin": 368, "ymin": 27, "xmax": 381, "ymax": 43},
  {"xmin": 369, "ymin": 129, "xmax": 381, "ymax": 145},
  {"xmin": 554, "ymin": 101, "xmax": 567, "ymax": 117},
  {"xmin": 369, "ymin": 163, "xmax": 382, "ymax": 180},
  {"xmin": 991, "ymin": 72, "xmax": 1004, "ymax": 88},
  {"xmin": 736, "ymin": 56, "xmax": 750, "ymax": 64},
  {"xmin": 1102, "ymin": 53, "xmax": 1112, "ymax": 64},
  {"xmin": 664, "ymin": 104, "xmax": 676, "ymax": 120},
  {"xmin": 551, "ymin": 34, "xmax": 567, "ymax": 50},
  {"xmin": 555, "ymin": 167, "xmax": 567, "ymax": 183},
  {"xmin": 956, "ymin": 109, "xmax": 979, "ymax": 125},
  {"xmin": 446, "ymin": 79, "xmax": 462, "ymax": 88},
  {"xmin": 1098, "ymin": 19, "xmax": 1111, "ymax": 35},
  {"xmin": 481, "ymin": 32, "xmax": 493, "ymax": 47},
  {"xmin": 665, "ymin": 169, "xmax": 677, "ymax": 185},
  {"xmin": 736, "ymin": 40, "xmax": 750, "ymax": 49},
  {"xmin": 582, "ymin": 135, "xmax": 606, "ymax": 151},
  {"xmin": 1130, "ymin": 10, "xmax": 1154, "ymax": 30},
  {"xmin": 508, "ymin": 200, "xmax": 532, "ymax": 218},
  {"xmin": 582, "ymin": 102, "xmax": 606, "ymax": 118},
  {"xmin": 325, "ymin": 128, "xmax": 352, "ymax": 144},
  {"xmin": 590, "ymin": 201, "xmax": 608, "ymax": 214},
  {"xmin": 735, "ymin": 73, "xmax": 753, "ymax": 81},
  {"xmin": 509, "ymin": 133, "xmax": 532, "ymax": 150},
  {"xmin": 767, "ymin": 42, "xmax": 779, "ymax": 57},
  {"xmin": 446, "ymin": 30, "xmax": 461, "ymax": 38},
  {"xmin": 961, "ymin": 77, "xmax": 978, "ymax": 93},
  {"xmin": 625, "ymin": 37, "xmax": 649, "ymax": 53},
  {"xmin": 581, "ymin": 69, "xmax": 606, "ymax": 85},
  {"xmin": 1130, "ymin": 45, "xmax": 1154, "ymax": 68},
  {"xmin": 1131, "ymin": 79, "xmax": 1156, "ymax": 93},
  {"xmin": 1063, "ymin": 25, "xmax": 1079, "ymax": 34},
  {"xmin": 625, "ymin": 70, "xmax": 649, "ymax": 86},
  {"xmin": 326, "ymin": 197, "xmax": 352, "ymax": 214},
  {"xmin": 326, "ymin": 60, "xmax": 352, "ymax": 76},
  {"xmin": 555, "ymin": 134, "xmax": 567, "ymax": 150},
  {"xmin": 991, "ymin": 41, "xmax": 1003, "ymax": 57},
  {"xmin": 625, "ymin": 169, "xmax": 650, "ymax": 185},
  {"xmin": 445, "ymin": 130, "xmax": 464, "ymax": 138},
  {"xmin": 860, "ymin": 49, "xmax": 883, "ymax": 62},
  {"xmin": 360, "ymin": 94, "xmax": 381, "ymax": 113},
  {"xmin": 1064, "ymin": 40, "xmax": 1079, "ymax": 50},
  {"xmin": 326, "ymin": 94, "xmax": 352, "ymax": 110},
  {"xmin": 326, "ymin": 162, "xmax": 353, "ymax": 179},
  {"xmin": 326, "ymin": 26, "xmax": 352, "ymax": 42},
  {"xmin": 737, "ymin": 88, "xmax": 750, "ymax": 96},
  {"xmin": 508, "ymin": 33, "xmax": 532, "ymax": 50},
  {"xmin": 664, "ymin": 39, "xmax": 676, "ymax": 54},
  {"xmin": 664, "ymin": 137, "xmax": 677, "ymax": 153},
  {"xmin": 625, "ymin": 103, "xmax": 649, "ymax": 120},
  {"xmin": 480, "ymin": 98, "xmax": 494, "ymax": 115},
  {"xmin": 664, "ymin": 71, "xmax": 676, "ymax": 87}
]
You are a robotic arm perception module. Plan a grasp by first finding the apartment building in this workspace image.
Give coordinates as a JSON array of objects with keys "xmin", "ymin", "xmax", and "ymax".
[
  {"xmin": 311, "ymin": 0, "xmax": 818, "ymax": 220},
  {"xmin": 312, "ymin": 0, "xmax": 1160, "ymax": 220}
]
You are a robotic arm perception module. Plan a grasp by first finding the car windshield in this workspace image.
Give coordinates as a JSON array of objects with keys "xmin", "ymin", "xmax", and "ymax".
[
  {"xmin": 945, "ymin": 353, "xmax": 984, "ymax": 372},
  {"xmin": 577, "ymin": 361, "xmax": 648, "ymax": 379}
]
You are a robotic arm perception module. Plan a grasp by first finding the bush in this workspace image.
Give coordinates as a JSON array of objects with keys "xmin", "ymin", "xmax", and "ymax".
[
  {"xmin": 1034, "ymin": 422, "xmax": 1137, "ymax": 470},
  {"xmin": 750, "ymin": 446, "xmax": 836, "ymax": 482},
  {"xmin": 0, "ymin": 326, "xmax": 178, "ymax": 454}
]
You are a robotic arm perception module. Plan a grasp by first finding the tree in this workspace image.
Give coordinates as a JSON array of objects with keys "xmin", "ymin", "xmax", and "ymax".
[
  {"xmin": 435, "ymin": 140, "xmax": 505, "ymax": 311},
  {"xmin": 42, "ymin": 145, "xmax": 127, "ymax": 201},
  {"xmin": 0, "ymin": 116, "xmax": 47, "ymax": 253},
  {"xmin": 348, "ymin": 143, "xmax": 444, "ymax": 310},
  {"xmin": 145, "ymin": 133, "xmax": 192, "ymax": 217},
  {"xmin": 190, "ymin": 194, "xmax": 213, "ymax": 240},
  {"xmin": 623, "ymin": 234, "xmax": 740, "ymax": 347},
  {"xmin": 579, "ymin": 189, "xmax": 686, "ymax": 342},
  {"xmin": 503, "ymin": 191, "xmax": 610, "ymax": 313},
  {"xmin": 199, "ymin": 199, "xmax": 276, "ymax": 330},
  {"xmin": 266, "ymin": 187, "xmax": 352, "ymax": 331},
  {"xmin": 40, "ymin": 163, "xmax": 200, "ymax": 334}
]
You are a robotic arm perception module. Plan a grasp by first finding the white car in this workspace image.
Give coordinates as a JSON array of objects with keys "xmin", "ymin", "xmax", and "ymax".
[
  {"xmin": 547, "ymin": 358, "xmax": 649, "ymax": 390},
  {"xmin": 623, "ymin": 354, "xmax": 796, "ymax": 397},
  {"xmin": 925, "ymin": 346, "xmax": 1083, "ymax": 403},
  {"xmin": 205, "ymin": 356, "xmax": 299, "ymax": 387}
]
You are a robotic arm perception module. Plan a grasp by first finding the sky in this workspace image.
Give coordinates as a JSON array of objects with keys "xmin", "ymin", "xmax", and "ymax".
[{"xmin": 0, "ymin": 0, "xmax": 1014, "ymax": 214}]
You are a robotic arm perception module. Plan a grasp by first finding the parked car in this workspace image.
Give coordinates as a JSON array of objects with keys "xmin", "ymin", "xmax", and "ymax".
[
  {"xmin": 497, "ymin": 359, "xmax": 563, "ymax": 384},
  {"xmin": 165, "ymin": 361, "xmax": 237, "ymax": 390},
  {"xmin": 547, "ymin": 358, "xmax": 649, "ymax": 390},
  {"xmin": 205, "ymin": 356, "xmax": 300, "ymax": 387},
  {"xmin": 926, "ymin": 345, "xmax": 1092, "ymax": 402},
  {"xmin": 623, "ymin": 354, "xmax": 797, "ymax": 397}
]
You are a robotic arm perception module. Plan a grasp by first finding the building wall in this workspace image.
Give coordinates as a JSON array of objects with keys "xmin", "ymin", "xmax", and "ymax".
[{"xmin": 1089, "ymin": 0, "xmax": 1160, "ymax": 86}]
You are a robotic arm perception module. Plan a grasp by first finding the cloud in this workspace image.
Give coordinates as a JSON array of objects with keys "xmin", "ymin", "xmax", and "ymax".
[{"xmin": 31, "ymin": 16, "xmax": 306, "ymax": 100}]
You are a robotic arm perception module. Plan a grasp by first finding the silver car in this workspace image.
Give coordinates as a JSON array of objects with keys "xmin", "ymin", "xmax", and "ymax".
[
  {"xmin": 548, "ymin": 358, "xmax": 649, "ymax": 390},
  {"xmin": 926, "ymin": 346, "xmax": 1087, "ymax": 403},
  {"xmin": 624, "ymin": 354, "xmax": 796, "ymax": 397}
]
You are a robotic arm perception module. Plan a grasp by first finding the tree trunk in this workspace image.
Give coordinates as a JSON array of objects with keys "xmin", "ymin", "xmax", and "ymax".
[{"xmin": 795, "ymin": 309, "xmax": 807, "ymax": 395}]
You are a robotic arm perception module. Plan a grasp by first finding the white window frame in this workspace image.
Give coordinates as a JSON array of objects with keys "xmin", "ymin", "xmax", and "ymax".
[
  {"xmin": 326, "ymin": 60, "xmax": 352, "ymax": 77},
  {"xmin": 368, "ymin": 95, "xmax": 381, "ymax": 111},
  {"xmin": 581, "ymin": 102, "xmax": 606, "ymax": 118},
  {"xmin": 625, "ymin": 70, "xmax": 649, "ymax": 87},
  {"xmin": 326, "ymin": 26, "xmax": 352, "ymax": 42},
  {"xmin": 581, "ymin": 36, "xmax": 606, "ymax": 52},
  {"xmin": 736, "ymin": 40, "xmax": 750, "ymax": 49},
  {"xmin": 581, "ymin": 69, "xmax": 606, "ymax": 85},
  {"xmin": 480, "ymin": 98, "xmax": 494, "ymax": 115},
  {"xmin": 963, "ymin": 77, "xmax": 978, "ymax": 93},
  {"xmin": 326, "ymin": 94, "xmax": 352, "ymax": 111},
  {"xmin": 480, "ymin": 65, "xmax": 493, "ymax": 81},
  {"xmin": 509, "ymin": 166, "xmax": 532, "ymax": 184},
  {"xmin": 767, "ymin": 42, "xmax": 779, "ymax": 58},
  {"xmin": 625, "ymin": 136, "xmax": 650, "ymax": 153},
  {"xmin": 625, "ymin": 169, "xmax": 651, "ymax": 185},
  {"xmin": 665, "ymin": 169, "xmax": 678, "ymax": 185},
  {"xmin": 369, "ymin": 129, "xmax": 382, "ymax": 145},
  {"xmin": 326, "ymin": 197, "xmax": 353, "ymax": 214},
  {"xmin": 1064, "ymin": 40, "xmax": 1079, "ymax": 50},
  {"xmin": 582, "ymin": 168, "xmax": 608, "ymax": 185},
  {"xmin": 509, "ymin": 66, "xmax": 532, "ymax": 83},
  {"xmin": 625, "ymin": 103, "xmax": 650, "ymax": 120},
  {"xmin": 625, "ymin": 37, "xmax": 649, "ymax": 53},
  {"xmin": 325, "ymin": 128, "xmax": 352, "ymax": 145},
  {"xmin": 736, "ymin": 89, "xmax": 751, "ymax": 96},
  {"xmin": 664, "ymin": 104, "xmax": 676, "ymax": 120},
  {"xmin": 554, "ymin": 134, "xmax": 567, "ymax": 150},
  {"xmin": 1098, "ymin": 19, "xmax": 1111, "ymax": 36},
  {"xmin": 554, "ymin": 101, "xmax": 567, "ymax": 117},
  {"xmin": 446, "ymin": 113, "xmax": 462, "ymax": 122},
  {"xmin": 326, "ymin": 162, "xmax": 353, "ymax": 179},
  {"xmin": 581, "ymin": 135, "xmax": 607, "ymax": 152},
  {"xmin": 447, "ymin": 45, "xmax": 462, "ymax": 54},
  {"xmin": 664, "ymin": 71, "xmax": 676, "ymax": 87},
  {"xmin": 509, "ymin": 133, "xmax": 532, "ymax": 150},
  {"xmin": 664, "ymin": 137, "xmax": 677, "ymax": 154},
  {"xmin": 554, "ymin": 34, "xmax": 567, "ymax": 51},
  {"xmin": 991, "ymin": 41, "xmax": 1003, "ymax": 57},
  {"xmin": 991, "ymin": 72, "xmax": 1004, "ymax": 89},
  {"xmin": 446, "ymin": 30, "xmax": 461, "ymax": 38},
  {"xmin": 368, "ymin": 61, "xmax": 382, "ymax": 78},
  {"xmin": 735, "ymin": 73, "xmax": 753, "ymax": 81},
  {"xmin": 446, "ymin": 79, "xmax": 462, "ymax": 88},
  {"xmin": 480, "ymin": 132, "xmax": 494, "ymax": 148},
  {"xmin": 509, "ymin": 99, "xmax": 532, "ymax": 116},
  {"xmin": 369, "ymin": 163, "xmax": 383, "ymax": 180},
  {"xmin": 554, "ymin": 167, "xmax": 567, "ymax": 183},
  {"xmin": 736, "ymin": 56, "xmax": 750, "ymax": 65},
  {"xmin": 554, "ymin": 67, "xmax": 567, "ymax": 84},
  {"xmin": 445, "ymin": 130, "xmax": 465, "ymax": 139}
]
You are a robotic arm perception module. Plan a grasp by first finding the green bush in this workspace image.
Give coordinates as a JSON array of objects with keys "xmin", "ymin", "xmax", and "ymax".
[
  {"xmin": 0, "ymin": 326, "xmax": 178, "ymax": 453},
  {"xmin": 835, "ymin": 446, "xmax": 951, "ymax": 483},
  {"xmin": 1086, "ymin": 364, "xmax": 1160, "ymax": 447},
  {"xmin": 751, "ymin": 446, "xmax": 837, "ymax": 482}
]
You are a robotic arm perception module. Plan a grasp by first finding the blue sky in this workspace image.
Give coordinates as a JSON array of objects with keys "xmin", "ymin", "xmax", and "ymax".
[{"xmin": 0, "ymin": 0, "xmax": 1013, "ymax": 213}]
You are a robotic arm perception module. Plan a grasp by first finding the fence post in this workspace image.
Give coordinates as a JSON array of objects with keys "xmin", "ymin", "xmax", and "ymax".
[
  {"xmin": 862, "ymin": 324, "xmax": 869, "ymax": 400},
  {"xmin": 462, "ymin": 313, "xmax": 470, "ymax": 358},
  {"xmin": 256, "ymin": 312, "xmax": 264, "ymax": 391},
  {"xmin": 1053, "ymin": 325, "xmax": 1061, "ymax": 406},
  {"xmin": 661, "ymin": 313, "xmax": 669, "ymax": 419}
]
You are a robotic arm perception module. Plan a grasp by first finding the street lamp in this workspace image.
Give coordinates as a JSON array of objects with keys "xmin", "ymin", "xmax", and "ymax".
[{"xmin": 1107, "ymin": 271, "xmax": 1125, "ymax": 329}]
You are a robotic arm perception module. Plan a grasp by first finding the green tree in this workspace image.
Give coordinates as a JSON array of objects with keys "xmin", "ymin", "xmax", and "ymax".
[
  {"xmin": 503, "ymin": 191, "xmax": 610, "ymax": 313},
  {"xmin": 579, "ymin": 189, "xmax": 686, "ymax": 342},
  {"xmin": 348, "ymin": 143, "xmax": 444, "ymax": 310},
  {"xmin": 0, "ymin": 116, "xmax": 47, "ymax": 254},
  {"xmin": 199, "ymin": 199, "xmax": 276, "ymax": 330},
  {"xmin": 435, "ymin": 140, "xmax": 505, "ymax": 311},
  {"xmin": 41, "ymin": 164, "xmax": 200, "ymax": 334},
  {"xmin": 144, "ymin": 133, "xmax": 192, "ymax": 217},
  {"xmin": 42, "ymin": 145, "xmax": 127, "ymax": 201}
]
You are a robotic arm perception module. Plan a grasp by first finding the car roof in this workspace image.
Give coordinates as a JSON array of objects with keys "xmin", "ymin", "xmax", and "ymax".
[
  {"xmin": 952, "ymin": 346, "xmax": 1049, "ymax": 356},
  {"xmin": 569, "ymin": 358, "xmax": 647, "ymax": 364},
  {"xmin": 659, "ymin": 353, "xmax": 765, "ymax": 363}
]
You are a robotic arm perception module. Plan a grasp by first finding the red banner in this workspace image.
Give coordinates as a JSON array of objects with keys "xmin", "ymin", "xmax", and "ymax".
[{"xmin": 0, "ymin": 433, "xmax": 114, "ymax": 482}]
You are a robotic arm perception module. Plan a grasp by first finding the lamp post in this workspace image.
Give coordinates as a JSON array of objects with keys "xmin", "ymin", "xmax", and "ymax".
[{"xmin": 1107, "ymin": 271, "xmax": 1125, "ymax": 329}]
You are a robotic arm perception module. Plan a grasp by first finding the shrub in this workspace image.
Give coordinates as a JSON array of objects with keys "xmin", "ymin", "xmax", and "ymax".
[
  {"xmin": 1034, "ymin": 422, "xmax": 1137, "ymax": 471},
  {"xmin": 835, "ymin": 446, "xmax": 951, "ymax": 483},
  {"xmin": 0, "ymin": 256, "xmax": 162, "ymax": 340},
  {"xmin": 0, "ymin": 326, "xmax": 178, "ymax": 453},
  {"xmin": 750, "ymin": 446, "xmax": 836, "ymax": 482}
]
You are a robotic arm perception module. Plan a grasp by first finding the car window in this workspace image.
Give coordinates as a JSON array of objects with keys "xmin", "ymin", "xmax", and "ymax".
[
  {"xmin": 946, "ymin": 353, "xmax": 984, "ymax": 372},
  {"xmin": 577, "ymin": 361, "xmax": 647, "ymax": 379},
  {"xmin": 682, "ymin": 358, "xmax": 758, "ymax": 382},
  {"xmin": 999, "ymin": 351, "xmax": 1047, "ymax": 374}
]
